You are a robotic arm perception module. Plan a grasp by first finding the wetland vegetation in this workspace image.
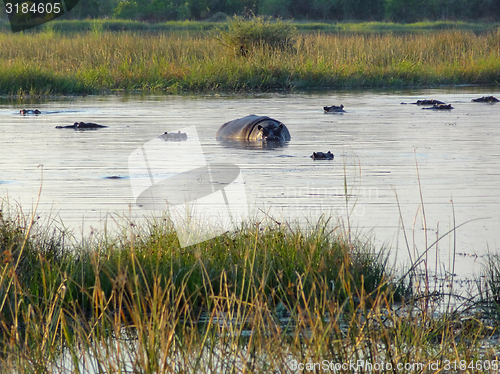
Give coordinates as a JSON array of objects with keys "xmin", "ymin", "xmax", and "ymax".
[
  {"xmin": 1, "ymin": 200, "xmax": 500, "ymax": 373},
  {"xmin": 0, "ymin": 18, "xmax": 500, "ymax": 96},
  {"xmin": 2, "ymin": 14, "xmax": 500, "ymax": 372}
]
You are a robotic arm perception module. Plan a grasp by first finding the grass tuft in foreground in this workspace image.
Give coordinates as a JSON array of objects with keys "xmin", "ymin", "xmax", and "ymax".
[{"xmin": 1, "ymin": 205, "xmax": 500, "ymax": 373}]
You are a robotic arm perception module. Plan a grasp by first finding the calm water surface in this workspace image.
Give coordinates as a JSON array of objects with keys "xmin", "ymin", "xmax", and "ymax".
[{"xmin": 1, "ymin": 88, "xmax": 499, "ymax": 280}]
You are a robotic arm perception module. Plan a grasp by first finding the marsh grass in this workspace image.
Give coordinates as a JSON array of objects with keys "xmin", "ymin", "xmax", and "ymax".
[
  {"xmin": 476, "ymin": 254, "xmax": 500, "ymax": 323},
  {"xmin": 1, "ymin": 27, "xmax": 500, "ymax": 95},
  {"xmin": 1, "ymin": 199, "xmax": 500, "ymax": 373}
]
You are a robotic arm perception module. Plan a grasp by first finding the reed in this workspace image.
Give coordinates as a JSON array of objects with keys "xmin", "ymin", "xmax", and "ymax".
[
  {"xmin": 1, "ymin": 28, "xmax": 500, "ymax": 95},
  {"xmin": 1, "ymin": 199, "xmax": 499, "ymax": 373}
]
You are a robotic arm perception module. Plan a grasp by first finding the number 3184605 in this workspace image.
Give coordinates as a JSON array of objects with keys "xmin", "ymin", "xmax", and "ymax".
[{"xmin": 5, "ymin": 2, "xmax": 62, "ymax": 14}]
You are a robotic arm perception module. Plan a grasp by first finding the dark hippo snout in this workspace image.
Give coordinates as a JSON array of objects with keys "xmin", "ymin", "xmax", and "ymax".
[{"xmin": 258, "ymin": 123, "xmax": 288, "ymax": 141}]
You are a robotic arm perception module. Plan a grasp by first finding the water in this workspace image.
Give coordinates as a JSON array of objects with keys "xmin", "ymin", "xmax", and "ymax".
[{"xmin": 1, "ymin": 88, "xmax": 499, "ymax": 280}]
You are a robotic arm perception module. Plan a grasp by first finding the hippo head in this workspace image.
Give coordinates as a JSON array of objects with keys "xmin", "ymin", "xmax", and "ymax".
[{"xmin": 257, "ymin": 123, "xmax": 287, "ymax": 142}]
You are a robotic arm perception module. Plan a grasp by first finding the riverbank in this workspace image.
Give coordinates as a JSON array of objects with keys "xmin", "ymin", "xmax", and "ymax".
[
  {"xmin": 1, "ymin": 23, "xmax": 500, "ymax": 96},
  {"xmin": 1, "ymin": 202, "xmax": 500, "ymax": 372}
]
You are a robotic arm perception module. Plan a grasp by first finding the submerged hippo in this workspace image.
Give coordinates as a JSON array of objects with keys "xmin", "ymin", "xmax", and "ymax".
[
  {"xmin": 55, "ymin": 122, "xmax": 107, "ymax": 129},
  {"xmin": 401, "ymin": 99, "xmax": 445, "ymax": 105},
  {"xmin": 311, "ymin": 151, "xmax": 334, "ymax": 160},
  {"xmin": 20, "ymin": 109, "xmax": 41, "ymax": 115},
  {"xmin": 158, "ymin": 131, "xmax": 187, "ymax": 141},
  {"xmin": 422, "ymin": 104, "xmax": 453, "ymax": 110},
  {"xmin": 472, "ymin": 96, "xmax": 499, "ymax": 103},
  {"xmin": 324, "ymin": 104, "xmax": 345, "ymax": 113},
  {"xmin": 216, "ymin": 115, "xmax": 291, "ymax": 142}
]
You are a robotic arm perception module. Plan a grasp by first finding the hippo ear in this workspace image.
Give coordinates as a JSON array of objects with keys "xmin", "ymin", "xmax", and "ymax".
[{"xmin": 279, "ymin": 123, "xmax": 284, "ymax": 129}]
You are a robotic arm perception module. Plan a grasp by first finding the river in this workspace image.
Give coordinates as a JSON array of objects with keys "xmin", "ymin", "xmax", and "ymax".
[{"xmin": 1, "ymin": 87, "xmax": 499, "ymax": 282}]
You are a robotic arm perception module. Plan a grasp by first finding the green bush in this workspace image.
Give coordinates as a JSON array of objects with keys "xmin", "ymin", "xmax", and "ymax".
[{"xmin": 218, "ymin": 15, "xmax": 297, "ymax": 55}]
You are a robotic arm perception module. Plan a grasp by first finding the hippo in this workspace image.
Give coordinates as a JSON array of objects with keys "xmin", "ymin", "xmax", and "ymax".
[
  {"xmin": 422, "ymin": 104, "xmax": 453, "ymax": 110},
  {"xmin": 472, "ymin": 96, "xmax": 499, "ymax": 103},
  {"xmin": 158, "ymin": 131, "xmax": 187, "ymax": 141},
  {"xmin": 311, "ymin": 151, "xmax": 334, "ymax": 160},
  {"xmin": 216, "ymin": 115, "xmax": 291, "ymax": 142},
  {"xmin": 20, "ymin": 109, "xmax": 41, "ymax": 115},
  {"xmin": 324, "ymin": 104, "xmax": 345, "ymax": 113},
  {"xmin": 401, "ymin": 99, "xmax": 445, "ymax": 105},
  {"xmin": 55, "ymin": 122, "xmax": 107, "ymax": 129},
  {"xmin": 106, "ymin": 175, "xmax": 126, "ymax": 179}
]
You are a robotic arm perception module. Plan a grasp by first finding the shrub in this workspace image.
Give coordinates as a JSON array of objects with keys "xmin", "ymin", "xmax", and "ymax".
[{"xmin": 218, "ymin": 15, "xmax": 297, "ymax": 55}]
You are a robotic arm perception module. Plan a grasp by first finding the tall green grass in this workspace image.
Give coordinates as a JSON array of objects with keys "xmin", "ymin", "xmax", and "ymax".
[
  {"xmin": 1, "ymin": 200, "xmax": 500, "ymax": 373},
  {"xmin": 1, "ymin": 27, "xmax": 500, "ymax": 95}
]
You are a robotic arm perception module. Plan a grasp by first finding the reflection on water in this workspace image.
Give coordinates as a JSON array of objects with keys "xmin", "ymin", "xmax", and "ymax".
[
  {"xmin": 1, "ymin": 87, "xmax": 499, "ymax": 279},
  {"xmin": 218, "ymin": 139, "xmax": 290, "ymax": 150}
]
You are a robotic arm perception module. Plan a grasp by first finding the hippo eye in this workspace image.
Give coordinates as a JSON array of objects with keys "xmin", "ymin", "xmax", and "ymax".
[{"xmin": 258, "ymin": 125, "xmax": 263, "ymax": 131}]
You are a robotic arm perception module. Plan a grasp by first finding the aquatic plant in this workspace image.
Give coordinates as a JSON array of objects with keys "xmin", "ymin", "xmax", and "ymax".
[{"xmin": 0, "ymin": 199, "xmax": 499, "ymax": 373}]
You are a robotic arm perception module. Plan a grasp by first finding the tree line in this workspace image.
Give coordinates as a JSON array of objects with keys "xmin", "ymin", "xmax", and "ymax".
[{"xmin": 2, "ymin": 0, "xmax": 500, "ymax": 23}]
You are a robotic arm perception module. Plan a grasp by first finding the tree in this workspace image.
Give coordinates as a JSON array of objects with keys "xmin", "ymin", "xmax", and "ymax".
[
  {"xmin": 187, "ymin": 0, "xmax": 210, "ymax": 19},
  {"xmin": 341, "ymin": 0, "xmax": 384, "ymax": 20},
  {"xmin": 384, "ymin": 0, "xmax": 426, "ymax": 22},
  {"xmin": 259, "ymin": 0, "xmax": 292, "ymax": 18},
  {"xmin": 310, "ymin": 0, "xmax": 342, "ymax": 20}
]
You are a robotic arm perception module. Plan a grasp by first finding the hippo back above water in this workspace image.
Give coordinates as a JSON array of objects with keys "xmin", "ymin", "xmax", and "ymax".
[
  {"xmin": 55, "ymin": 122, "xmax": 107, "ymax": 129},
  {"xmin": 216, "ymin": 115, "xmax": 291, "ymax": 142}
]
